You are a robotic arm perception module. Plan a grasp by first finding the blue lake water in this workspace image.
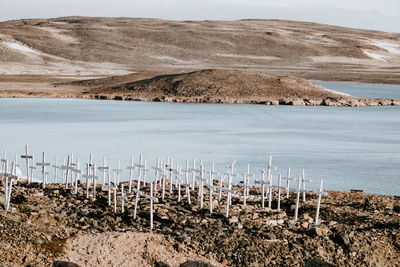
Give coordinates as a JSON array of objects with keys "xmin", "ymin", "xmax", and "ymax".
[
  {"xmin": 316, "ymin": 81, "xmax": 400, "ymax": 99},
  {"xmin": 0, "ymin": 82, "xmax": 399, "ymax": 195}
]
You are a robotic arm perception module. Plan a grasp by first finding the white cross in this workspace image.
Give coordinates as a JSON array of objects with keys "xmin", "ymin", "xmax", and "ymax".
[
  {"xmin": 61, "ymin": 154, "xmax": 75, "ymax": 189},
  {"xmin": 240, "ymin": 164, "xmax": 254, "ymax": 206},
  {"xmin": 117, "ymin": 184, "xmax": 128, "ymax": 213},
  {"xmin": 204, "ymin": 169, "xmax": 218, "ymax": 213},
  {"xmin": 20, "ymin": 144, "xmax": 33, "ymax": 183},
  {"xmin": 294, "ymin": 176, "xmax": 309, "ymax": 221},
  {"xmin": 82, "ymin": 164, "xmax": 99, "ymax": 199},
  {"xmin": 3, "ymin": 161, "xmax": 18, "ymax": 211},
  {"xmin": 98, "ymin": 156, "xmax": 109, "ymax": 185},
  {"xmin": 135, "ymin": 154, "xmax": 144, "ymax": 188},
  {"xmin": 133, "ymin": 187, "xmax": 142, "ymax": 220},
  {"xmin": 36, "ymin": 152, "xmax": 50, "ymax": 189},
  {"xmin": 29, "ymin": 155, "xmax": 36, "ymax": 182},
  {"xmin": 112, "ymin": 160, "xmax": 123, "ymax": 185},
  {"xmin": 269, "ymin": 174, "xmax": 286, "ymax": 211},
  {"xmin": 281, "ymin": 167, "xmax": 296, "ymax": 199},
  {"xmin": 301, "ymin": 169, "xmax": 312, "ymax": 202},
  {"xmin": 160, "ymin": 163, "xmax": 168, "ymax": 200},
  {"xmin": 314, "ymin": 179, "xmax": 327, "ymax": 225},
  {"xmin": 151, "ymin": 156, "xmax": 162, "ymax": 191},
  {"xmin": 144, "ymin": 182, "xmax": 158, "ymax": 230},
  {"xmin": 225, "ymin": 160, "xmax": 236, "ymax": 218},
  {"xmin": 266, "ymin": 155, "xmax": 277, "ymax": 208},
  {"xmin": 52, "ymin": 156, "xmax": 62, "ymax": 184},
  {"xmin": 254, "ymin": 170, "xmax": 267, "ymax": 208},
  {"xmin": 73, "ymin": 158, "xmax": 81, "ymax": 194},
  {"xmin": 180, "ymin": 159, "xmax": 191, "ymax": 205},
  {"xmin": 127, "ymin": 155, "xmax": 136, "ymax": 193}
]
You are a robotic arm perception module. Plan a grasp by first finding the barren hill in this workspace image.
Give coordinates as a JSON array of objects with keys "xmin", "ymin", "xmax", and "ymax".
[
  {"xmin": 55, "ymin": 69, "xmax": 399, "ymax": 106},
  {"xmin": 0, "ymin": 17, "xmax": 400, "ymax": 84}
]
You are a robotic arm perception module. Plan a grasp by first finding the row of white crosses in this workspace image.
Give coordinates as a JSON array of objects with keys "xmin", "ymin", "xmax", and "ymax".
[{"xmin": 4, "ymin": 146, "xmax": 328, "ymax": 226}]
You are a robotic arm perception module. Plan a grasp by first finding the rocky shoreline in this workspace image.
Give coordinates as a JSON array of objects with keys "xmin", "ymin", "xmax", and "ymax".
[
  {"xmin": 91, "ymin": 94, "xmax": 400, "ymax": 107},
  {"xmin": 0, "ymin": 180, "xmax": 399, "ymax": 266}
]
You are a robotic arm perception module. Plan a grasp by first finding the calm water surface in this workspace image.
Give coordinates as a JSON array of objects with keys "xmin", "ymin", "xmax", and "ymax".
[{"xmin": 0, "ymin": 83, "xmax": 399, "ymax": 195}]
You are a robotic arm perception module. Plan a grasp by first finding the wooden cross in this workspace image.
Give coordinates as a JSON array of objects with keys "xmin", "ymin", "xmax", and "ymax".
[
  {"xmin": 180, "ymin": 159, "xmax": 191, "ymax": 205},
  {"xmin": 144, "ymin": 182, "xmax": 158, "ymax": 230},
  {"xmin": 117, "ymin": 184, "xmax": 128, "ymax": 213},
  {"xmin": 269, "ymin": 174, "xmax": 286, "ymax": 211},
  {"xmin": 29, "ymin": 155, "xmax": 36, "ymax": 182},
  {"xmin": 112, "ymin": 160, "xmax": 123, "ymax": 185},
  {"xmin": 204, "ymin": 169, "xmax": 218, "ymax": 213},
  {"xmin": 160, "ymin": 163, "xmax": 167, "ymax": 200},
  {"xmin": 72, "ymin": 158, "xmax": 81, "ymax": 194},
  {"xmin": 20, "ymin": 145, "xmax": 33, "ymax": 183},
  {"xmin": 1, "ymin": 149, "xmax": 7, "ymax": 179},
  {"xmin": 36, "ymin": 152, "xmax": 50, "ymax": 189},
  {"xmin": 151, "ymin": 156, "xmax": 162, "ymax": 191},
  {"xmin": 294, "ymin": 176, "xmax": 308, "ymax": 221},
  {"xmin": 103, "ymin": 172, "xmax": 113, "ymax": 206},
  {"xmin": 82, "ymin": 164, "xmax": 99, "ymax": 199},
  {"xmin": 300, "ymin": 169, "xmax": 312, "ymax": 202},
  {"xmin": 98, "ymin": 156, "xmax": 109, "ymax": 185},
  {"xmin": 314, "ymin": 179, "xmax": 327, "ymax": 225},
  {"xmin": 266, "ymin": 156, "xmax": 277, "ymax": 208},
  {"xmin": 61, "ymin": 154, "xmax": 75, "ymax": 189},
  {"xmin": 240, "ymin": 164, "xmax": 254, "ymax": 206},
  {"xmin": 281, "ymin": 167, "xmax": 296, "ymax": 199},
  {"xmin": 3, "ymin": 161, "xmax": 18, "ymax": 211},
  {"xmin": 254, "ymin": 170, "xmax": 267, "ymax": 208},
  {"xmin": 0, "ymin": 158, "xmax": 9, "ymax": 206},
  {"xmin": 135, "ymin": 154, "xmax": 144, "ymax": 188},
  {"xmin": 52, "ymin": 156, "xmax": 62, "ymax": 184},
  {"xmin": 127, "ymin": 155, "xmax": 136, "ymax": 193},
  {"xmin": 133, "ymin": 187, "xmax": 142, "ymax": 220}
]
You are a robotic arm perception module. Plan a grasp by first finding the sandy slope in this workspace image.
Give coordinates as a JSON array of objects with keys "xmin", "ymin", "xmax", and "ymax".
[{"xmin": 59, "ymin": 232, "xmax": 220, "ymax": 267}]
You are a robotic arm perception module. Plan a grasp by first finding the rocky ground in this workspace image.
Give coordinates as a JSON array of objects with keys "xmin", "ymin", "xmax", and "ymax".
[{"xmin": 0, "ymin": 180, "xmax": 399, "ymax": 266}]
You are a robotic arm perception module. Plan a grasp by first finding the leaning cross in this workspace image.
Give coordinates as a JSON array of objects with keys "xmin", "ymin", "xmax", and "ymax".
[{"xmin": 314, "ymin": 179, "xmax": 328, "ymax": 225}]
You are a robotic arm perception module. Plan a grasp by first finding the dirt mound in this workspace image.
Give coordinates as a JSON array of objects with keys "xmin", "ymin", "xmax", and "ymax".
[{"xmin": 74, "ymin": 69, "xmax": 343, "ymax": 103}]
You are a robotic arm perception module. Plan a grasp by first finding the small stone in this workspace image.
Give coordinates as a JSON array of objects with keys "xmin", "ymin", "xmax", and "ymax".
[
  {"xmin": 301, "ymin": 222, "xmax": 309, "ymax": 229},
  {"xmin": 267, "ymin": 220, "xmax": 278, "ymax": 226},
  {"xmin": 237, "ymin": 223, "xmax": 243, "ymax": 229},
  {"xmin": 229, "ymin": 216, "xmax": 239, "ymax": 224},
  {"xmin": 252, "ymin": 213, "xmax": 259, "ymax": 220}
]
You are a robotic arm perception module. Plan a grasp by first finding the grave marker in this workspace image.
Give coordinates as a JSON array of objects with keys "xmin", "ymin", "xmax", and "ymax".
[
  {"xmin": 20, "ymin": 145, "xmax": 33, "ymax": 183},
  {"xmin": 314, "ymin": 179, "xmax": 327, "ymax": 225},
  {"xmin": 36, "ymin": 152, "xmax": 50, "ymax": 189},
  {"xmin": 98, "ymin": 156, "xmax": 109, "ymax": 185},
  {"xmin": 127, "ymin": 155, "xmax": 135, "ymax": 193}
]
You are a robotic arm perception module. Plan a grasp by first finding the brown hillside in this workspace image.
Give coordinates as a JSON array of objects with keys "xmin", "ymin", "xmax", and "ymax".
[
  {"xmin": 0, "ymin": 17, "xmax": 399, "ymax": 84},
  {"xmin": 81, "ymin": 69, "xmax": 339, "ymax": 101}
]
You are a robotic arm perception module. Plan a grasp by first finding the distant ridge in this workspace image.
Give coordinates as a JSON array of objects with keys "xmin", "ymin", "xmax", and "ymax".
[{"xmin": 0, "ymin": 16, "xmax": 399, "ymax": 84}]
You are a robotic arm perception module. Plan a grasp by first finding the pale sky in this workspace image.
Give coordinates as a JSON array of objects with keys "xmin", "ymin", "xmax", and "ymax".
[{"xmin": 1, "ymin": 0, "xmax": 399, "ymax": 33}]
